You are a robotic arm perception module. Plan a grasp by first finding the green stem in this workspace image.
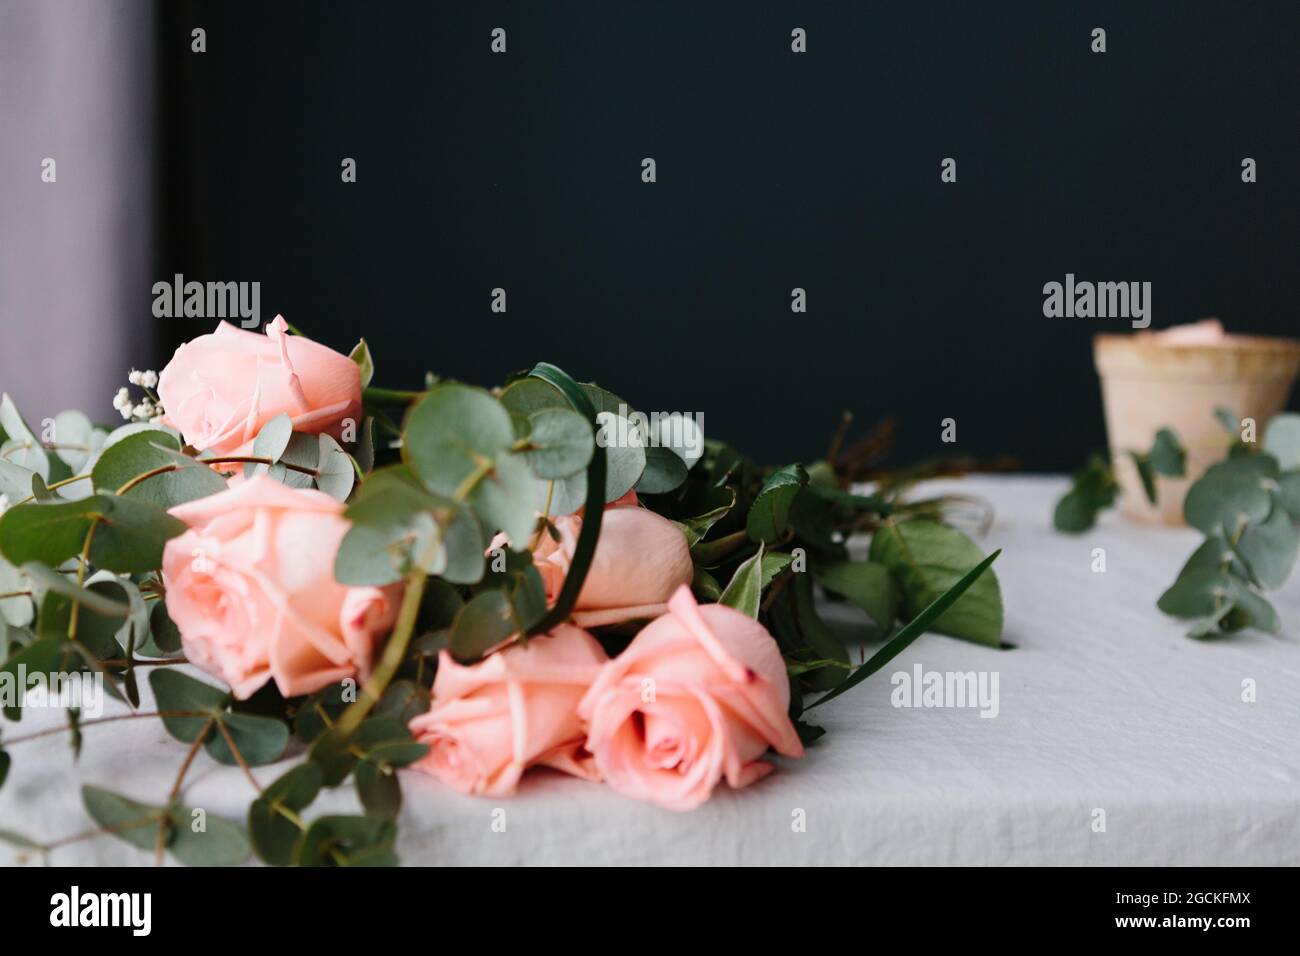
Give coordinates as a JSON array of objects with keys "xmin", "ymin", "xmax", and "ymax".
[
  {"xmin": 334, "ymin": 460, "xmax": 492, "ymax": 737},
  {"xmin": 363, "ymin": 386, "xmax": 424, "ymax": 404},
  {"xmin": 525, "ymin": 363, "xmax": 606, "ymax": 635},
  {"xmin": 0, "ymin": 709, "xmax": 210, "ymax": 746}
]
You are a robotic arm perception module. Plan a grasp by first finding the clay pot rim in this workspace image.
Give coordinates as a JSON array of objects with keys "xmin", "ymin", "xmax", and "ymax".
[{"xmin": 1094, "ymin": 332, "xmax": 1300, "ymax": 357}]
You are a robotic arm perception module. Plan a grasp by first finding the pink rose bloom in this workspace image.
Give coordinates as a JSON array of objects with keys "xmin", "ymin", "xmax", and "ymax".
[
  {"xmin": 578, "ymin": 586, "xmax": 804, "ymax": 811},
  {"xmin": 498, "ymin": 499, "xmax": 693, "ymax": 628},
  {"xmin": 161, "ymin": 476, "xmax": 400, "ymax": 699},
  {"xmin": 157, "ymin": 315, "xmax": 361, "ymax": 455},
  {"xmin": 408, "ymin": 625, "xmax": 608, "ymax": 796}
]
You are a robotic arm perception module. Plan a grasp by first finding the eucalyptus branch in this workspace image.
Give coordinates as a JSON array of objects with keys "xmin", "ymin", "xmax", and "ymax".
[
  {"xmin": 0, "ymin": 709, "xmax": 209, "ymax": 746},
  {"xmin": 158, "ymin": 719, "xmax": 213, "ymax": 865},
  {"xmin": 216, "ymin": 721, "xmax": 262, "ymax": 793},
  {"xmin": 334, "ymin": 461, "xmax": 492, "ymax": 737}
]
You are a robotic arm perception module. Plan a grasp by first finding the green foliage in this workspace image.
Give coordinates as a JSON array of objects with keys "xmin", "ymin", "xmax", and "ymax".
[
  {"xmin": 91, "ymin": 430, "xmax": 225, "ymax": 507},
  {"xmin": 746, "ymin": 464, "xmax": 809, "ymax": 543},
  {"xmin": 1157, "ymin": 412, "xmax": 1300, "ymax": 638},
  {"xmin": 869, "ymin": 519, "xmax": 1004, "ymax": 647},
  {"xmin": 0, "ymin": 356, "xmax": 1009, "ymax": 864},
  {"xmin": 149, "ymin": 670, "xmax": 289, "ymax": 766}
]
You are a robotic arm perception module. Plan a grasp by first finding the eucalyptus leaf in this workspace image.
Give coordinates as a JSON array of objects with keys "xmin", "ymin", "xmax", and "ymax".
[
  {"xmin": 250, "ymin": 762, "xmax": 323, "ymax": 865},
  {"xmin": 449, "ymin": 589, "xmax": 516, "ymax": 662},
  {"xmin": 1128, "ymin": 452, "xmax": 1157, "ymax": 505},
  {"xmin": 1149, "ymin": 428, "xmax": 1186, "ymax": 477},
  {"xmin": 1157, "ymin": 568, "xmax": 1233, "ymax": 619},
  {"xmin": 167, "ymin": 804, "xmax": 251, "ymax": 866},
  {"xmin": 205, "ymin": 712, "xmax": 290, "ymax": 766},
  {"xmin": 355, "ymin": 761, "xmax": 402, "ymax": 820},
  {"xmin": 81, "ymin": 785, "xmax": 165, "ymax": 852},
  {"xmin": 0, "ymin": 556, "xmax": 33, "ymax": 627},
  {"xmin": 0, "ymin": 394, "xmax": 49, "ymax": 479},
  {"xmin": 51, "ymin": 410, "xmax": 95, "ymax": 471},
  {"xmin": 315, "ymin": 434, "xmax": 355, "ymax": 501},
  {"xmin": 294, "ymin": 815, "xmax": 397, "ymax": 867},
  {"xmin": 88, "ymin": 495, "xmax": 188, "ymax": 573},
  {"xmin": 252, "ymin": 413, "xmax": 293, "ymax": 465},
  {"xmin": 149, "ymin": 668, "xmax": 228, "ymax": 743},
  {"xmin": 91, "ymin": 431, "xmax": 226, "ymax": 507},
  {"xmin": 1231, "ymin": 504, "xmax": 1300, "ymax": 589},
  {"xmin": 636, "ymin": 444, "xmax": 689, "ymax": 494},
  {"xmin": 1183, "ymin": 459, "xmax": 1274, "ymax": 536},
  {"xmin": 1275, "ymin": 471, "xmax": 1300, "ymax": 519},
  {"xmin": 404, "ymin": 385, "xmax": 543, "ymax": 543},
  {"xmin": 522, "ymin": 408, "xmax": 594, "ymax": 480},
  {"xmin": 1263, "ymin": 413, "xmax": 1300, "ymax": 470},
  {"xmin": 267, "ymin": 432, "xmax": 319, "ymax": 489},
  {"xmin": 1214, "ymin": 406, "xmax": 1240, "ymax": 435}
]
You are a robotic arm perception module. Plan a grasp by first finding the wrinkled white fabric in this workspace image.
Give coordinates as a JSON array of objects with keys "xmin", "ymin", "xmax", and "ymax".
[{"xmin": 3, "ymin": 476, "xmax": 1297, "ymax": 865}]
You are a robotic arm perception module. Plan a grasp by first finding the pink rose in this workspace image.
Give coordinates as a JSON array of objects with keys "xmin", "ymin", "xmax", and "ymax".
[
  {"xmin": 161, "ymin": 475, "xmax": 400, "ymax": 699},
  {"xmin": 408, "ymin": 625, "xmax": 608, "ymax": 796},
  {"xmin": 578, "ymin": 586, "xmax": 804, "ymax": 811},
  {"xmin": 504, "ymin": 499, "xmax": 693, "ymax": 628},
  {"xmin": 157, "ymin": 315, "xmax": 361, "ymax": 455}
]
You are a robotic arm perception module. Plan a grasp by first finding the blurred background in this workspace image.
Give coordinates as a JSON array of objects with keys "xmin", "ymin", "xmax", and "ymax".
[{"xmin": 2, "ymin": 1, "xmax": 1298, "ymax": 470}]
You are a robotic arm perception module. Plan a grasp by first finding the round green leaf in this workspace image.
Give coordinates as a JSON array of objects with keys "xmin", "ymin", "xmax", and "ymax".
[
  {"xmin": 522, "ymin": 408, "xmax": 594, "ymax": 480},
  {"xmin": 1183, "ymin": 459, "xmax": 1273, "ymax": 536},
  {"xmin": 167, "ymin": 804, "xmax": 251, "ymax": 866}
]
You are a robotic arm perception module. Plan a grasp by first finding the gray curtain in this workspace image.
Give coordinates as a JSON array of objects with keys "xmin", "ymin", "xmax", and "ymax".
[{"xmin": 0, "ymin": 0, "xmax": 155, "ymax": 425}]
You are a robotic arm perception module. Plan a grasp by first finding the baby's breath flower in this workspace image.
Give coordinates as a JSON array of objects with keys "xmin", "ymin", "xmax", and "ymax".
[
  {"xmin": 127, "ymin": 369, "xmax": 143, "ymax": 386},
  {"xmin": 118, "ymin": 401, "xmax": 136, "ymax": 420},
  {"xmin": 112, "ymin": 386, "xmax": 131, "ymax": 410},
  {"xmin": 140, "ymin": 369, "xmax": 159, "ymax": 389}
]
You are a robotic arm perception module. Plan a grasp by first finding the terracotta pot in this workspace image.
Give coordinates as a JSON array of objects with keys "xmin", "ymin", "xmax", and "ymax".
[{"xmin": 1093, "ymin": 324, "xmax": 1300, "ymax": 524}]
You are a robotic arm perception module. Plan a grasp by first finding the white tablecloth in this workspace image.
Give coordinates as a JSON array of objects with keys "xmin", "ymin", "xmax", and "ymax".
[{"xmin": 4, "ymin": 476, "xmax": 1298, "ymax": 865}]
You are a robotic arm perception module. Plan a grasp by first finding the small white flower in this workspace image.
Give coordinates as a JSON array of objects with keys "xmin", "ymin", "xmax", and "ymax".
[
  {"xmin": 119, "ymin": 402, "xmax": 135, "ymax": 420},
  {"xmin": 128, "ymin": 369, "xmax": 143, "ymax": 386},
  {"xmin": 112, "ymin": 387, "xmax": 131, "ymax": 410},
  {"xmin": 141, "ymin": 370, "xmax": 159, "ymax": 389},
  {"xmin": 133, "ymin": 399, "xmax": 155, "ymax": 419}
]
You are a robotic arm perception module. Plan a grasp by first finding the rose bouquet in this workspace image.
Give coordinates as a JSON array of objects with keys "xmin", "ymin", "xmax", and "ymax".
[{"xmin": 0, "ymin": 317, "xmax": 1001, "ymax": 865}]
